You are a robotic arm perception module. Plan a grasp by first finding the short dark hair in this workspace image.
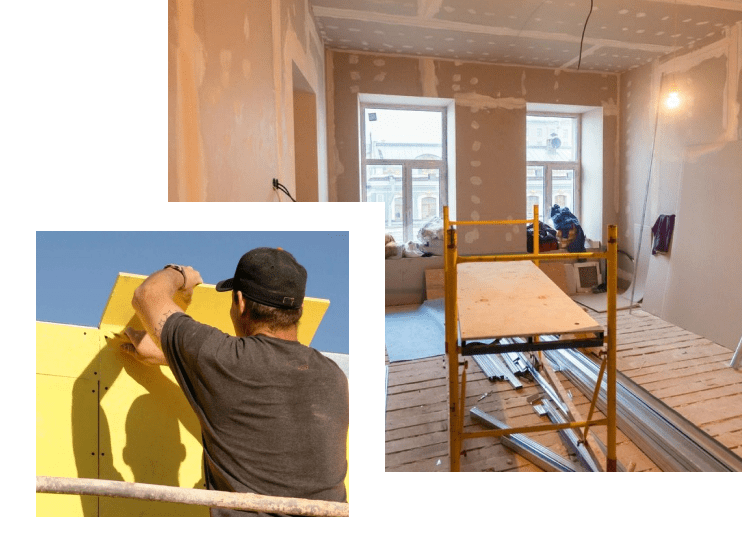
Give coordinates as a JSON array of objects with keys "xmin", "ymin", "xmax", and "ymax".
[{"xmin": 234, "ymin": 291, "xmax": 303, "ymax": 330}]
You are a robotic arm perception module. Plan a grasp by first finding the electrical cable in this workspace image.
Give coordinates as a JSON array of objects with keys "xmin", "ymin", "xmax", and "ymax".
[
  {"xmin": 576, "ymin": 0, "xmax": 594, "ymax": 70},
  {"xmin": 629, "ymin": 78, "xmax": 665, "ymax": 313},
  {"xmin": 272, "ymin": 178, "xmax": 296, "ymax": 202}
]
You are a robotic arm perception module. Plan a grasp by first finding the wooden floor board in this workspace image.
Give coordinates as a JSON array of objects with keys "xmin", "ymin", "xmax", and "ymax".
[
  {"xmin": 386, "ymin": 305, "xmax": 742, "ymax": 472},
  {"xmin": 701, "ymin": 415, "xmax": 742, "ymax": 436}
]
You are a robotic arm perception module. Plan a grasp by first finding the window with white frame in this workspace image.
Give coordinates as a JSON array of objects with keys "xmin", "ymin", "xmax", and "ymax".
[
  {"xmin": 526, "ymin": 114, "xmax": 580, "ymax": 222},
  {"xmin": 360, "ymin": 102, "xmax": 447, "ymax": 243}
]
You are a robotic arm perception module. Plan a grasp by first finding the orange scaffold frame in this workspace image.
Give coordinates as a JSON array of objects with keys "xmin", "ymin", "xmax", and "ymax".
[{"xmin": 443, "ymin": 205, "xmax": 618, "ymax": 472}]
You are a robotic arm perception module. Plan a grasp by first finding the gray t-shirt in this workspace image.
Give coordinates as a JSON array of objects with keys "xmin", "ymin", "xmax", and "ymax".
[{"xmin": 161, "ymin": 312, "xmax": 349, "ymax": 516}]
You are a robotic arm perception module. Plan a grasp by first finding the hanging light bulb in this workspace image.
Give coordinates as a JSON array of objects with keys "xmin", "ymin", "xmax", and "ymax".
[{"xmin": 664, "ymin": 86, "xmax": 681, "ymax": 110}]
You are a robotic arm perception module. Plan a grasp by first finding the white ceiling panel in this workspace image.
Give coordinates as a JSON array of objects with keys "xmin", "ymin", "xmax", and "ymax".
[{"xmin": 311, "ymin": 0, "xmax": 742, "ymax": 72}]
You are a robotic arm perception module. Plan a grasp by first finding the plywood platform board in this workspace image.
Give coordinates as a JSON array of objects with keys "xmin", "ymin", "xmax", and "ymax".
[
  {"xmin": 457, "ymin": 261, "xmax": 602, "ymax": 341},
  {"xmin": 385, "ymin": 308, "xmax": 742, "ymax": 471}
]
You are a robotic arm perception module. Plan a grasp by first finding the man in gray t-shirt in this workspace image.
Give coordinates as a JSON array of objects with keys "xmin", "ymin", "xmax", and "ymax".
[{"xmin": 121, "ymin": 248, "xmax": 349, "ymax": 516}]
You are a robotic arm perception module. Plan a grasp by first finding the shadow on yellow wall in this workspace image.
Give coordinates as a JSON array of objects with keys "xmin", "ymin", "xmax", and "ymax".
[{"xmin": 37, "ymin": 273, "xmax": 346, "ymax": 516}]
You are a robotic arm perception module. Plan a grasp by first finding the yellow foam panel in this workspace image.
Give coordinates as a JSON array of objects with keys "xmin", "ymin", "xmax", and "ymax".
[
  {"xmin": 37, "ymin": 273, "xmax": 348, "ymax": 516},
  {"xmin": 99, "ymin": 273, "xmax": 330, "ymax": 345}
]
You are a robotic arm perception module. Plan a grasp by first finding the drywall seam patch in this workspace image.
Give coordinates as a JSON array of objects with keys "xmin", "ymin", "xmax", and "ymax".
[
  {"xmin": 562, "ymin": 44, "xmax": 601, "ymax": 70},
  {"xmin": 658, "ymin": 31, "xmax": 729, "ymax": 75},
  {"xmin": 219, "ymin": 50, "xmax": 232, "ymax": 89},
  {"xmin": 325, "ymin": 51, "xmax": 343, "ymax": 202},
  {"xmin": 175, "ymin": 0, "xmax": 207, "ymax": 201},
  {"xmin": 643, "ymin": 0, "xmax": 742, "ymax": 11},
  {"xmin": 420, "ymin": 58, "xmax": 438, "ymax": 97},
  {"xmin": 727, "ymin": 22, "xmax": 740, "ymax": 141},
  {"xmin": 305, "ymin": 0, "xmax": 325, "ymax": 59},
  {"xmin": 684, "ymin": 139, "xmax": 729, "ymax": 161},
  {"xmin": 455, "ymin": 92, "xmax": 526, "ymax": 111},
  {"xmin": 326, "ymin": 47, "xmax": 619, "ymax": 76},
  {"xmin": 272, "ymin": 0, "xmax": 284, "ymax": 197},
  {"xmin": 602, "ymin": 98, "xmax": 618, "ymax": 116},
  {"xmin": 464, "ymin": 229, "xmax": 479, "ymax": 244},
  {"xmin": 418, "ymin": 0, "xmax": 443, "ymax": 19}
]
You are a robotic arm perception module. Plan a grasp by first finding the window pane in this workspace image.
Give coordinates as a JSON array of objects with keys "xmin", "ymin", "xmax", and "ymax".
[
  {"xmin": 367, "ymin": 164, "xmax": 403, "ymax": 242},
  {"xmin": 526, "ymin": 166, "xmax": 544, "ymax": 221},
  {"xmin": 552, "ymin": 169, "xmax": 575, "ymax": 212},
  {"xmin": 412, "ymin": 168, "xmax": 440, "ymax": 237},
  {"xmin": 364, "ymin": 108, "xmax": 443, "ymax": 160},
  {"xmin": 526, "ymin": 116, "xmax": 576, "ymax": 162}
]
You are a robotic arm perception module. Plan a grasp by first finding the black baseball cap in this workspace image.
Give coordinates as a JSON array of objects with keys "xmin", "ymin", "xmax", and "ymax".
[{"xmin": 215, "ymin": 247, "xmax": 307, "ymax": 309}]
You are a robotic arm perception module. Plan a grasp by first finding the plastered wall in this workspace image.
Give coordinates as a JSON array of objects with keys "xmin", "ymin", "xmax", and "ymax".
[
  {"xmin": 619, "ymin": 24, "xmax": 742, "ymax": 350},
  {"xmin": 36, "ymin": 274, "xmax": 346, "ymax": 516},
  {"xmin": 327, "ymin": 50, "xmax": 619, "ymax": 255},
  {"xmin": 168, "ymin": 0, "xmax": 328, "ymax": 201}
]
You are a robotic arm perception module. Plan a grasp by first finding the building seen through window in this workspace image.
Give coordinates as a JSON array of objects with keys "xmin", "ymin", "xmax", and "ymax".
[
  {"xmin": 526, "ymin": 114, "xmax": 580, "ymax": 222},
  {"xmin": 361, "ymin": 105, "xmax": 447, "ymax": 242}
]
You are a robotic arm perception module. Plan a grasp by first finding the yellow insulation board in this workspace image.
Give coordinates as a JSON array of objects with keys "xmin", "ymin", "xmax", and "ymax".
[
  {"xmin": 99, "ymin": 273, "xmax": 330, "ymax": 346},
  {"xmin": 37, "ymin": 273, "xmax": 348, "ymax": 516},
  {"xmin": 36, "ymin": 369, "xmax": 99, "ymax": 516}
]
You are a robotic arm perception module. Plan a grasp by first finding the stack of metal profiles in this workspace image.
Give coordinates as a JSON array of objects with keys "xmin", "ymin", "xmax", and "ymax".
[
  {"xmin": 470, "ymin": 407, "xmax": 577, "ymax": 472},
  {"xmin": 472, "ymin": 352, "xmax": 522, "ymax": 389},
  {"xmin": 499, "ymin": 339, "xmax": 528, "ymax": 374},
  {"xmin": 544, "ymin": 339, "xmax": 742, "ymax": 472},
  {"xmin": 471, "ymin": 339, "xmax": 602, "ymax": 471}
]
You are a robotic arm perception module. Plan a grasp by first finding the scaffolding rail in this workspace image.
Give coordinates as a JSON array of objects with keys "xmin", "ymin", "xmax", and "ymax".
[
  {"xmin": 36, "ymin": 476, "xmax": 349, "ymax": 517},
  {"xmin": 443, "ymin": 204, "xmax": 618, "ymax": 472}
]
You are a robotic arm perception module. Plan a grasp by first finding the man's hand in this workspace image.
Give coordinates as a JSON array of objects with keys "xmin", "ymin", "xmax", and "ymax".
[
  {"xmin": 120, "ymin": 327, "xmax": 168, "ymax": 366},
  {"xmin": 179, "ymin": 266, "xmax": 204, "ymax": 306}
]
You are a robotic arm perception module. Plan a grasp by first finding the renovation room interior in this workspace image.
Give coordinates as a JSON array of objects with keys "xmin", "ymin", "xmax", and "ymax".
[{"xmin": 170, "ymin": 1, "xmax": 742, "ymax": 471}]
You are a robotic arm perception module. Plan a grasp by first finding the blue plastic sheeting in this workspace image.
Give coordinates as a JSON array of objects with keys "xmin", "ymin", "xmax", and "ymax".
[{"xmin": 385, "ymin": 299, "xmax": 446, "ymax": 363}]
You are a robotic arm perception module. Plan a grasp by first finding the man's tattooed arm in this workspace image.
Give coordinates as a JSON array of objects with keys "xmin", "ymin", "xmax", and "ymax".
[
  {"xmin": 154, "ymin": 308, "xmax": 179, "ymax": 339},
  {"xmin": 132, "ymin": 268, "xmax": 191, "ymax": 347}
]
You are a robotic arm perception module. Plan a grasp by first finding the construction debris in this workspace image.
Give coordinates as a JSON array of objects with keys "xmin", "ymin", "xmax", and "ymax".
[
  {"xmin": 472, "ymin": 353, "xmax": 522, "ymax": 389},
  {"xmin": 470, "ymin": 407, "xmax": 577, "ymax": 472}
]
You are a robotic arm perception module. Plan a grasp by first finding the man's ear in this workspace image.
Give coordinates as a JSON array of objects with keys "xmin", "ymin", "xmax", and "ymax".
[{"xmin": 235, "ymin": 290, "xmax": 250, "ymax": 318}]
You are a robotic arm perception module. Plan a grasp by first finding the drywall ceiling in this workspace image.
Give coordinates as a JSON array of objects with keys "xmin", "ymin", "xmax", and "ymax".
[{"xmin": 310, "ymin": 0, "xmax": 742, "ymax": 72}]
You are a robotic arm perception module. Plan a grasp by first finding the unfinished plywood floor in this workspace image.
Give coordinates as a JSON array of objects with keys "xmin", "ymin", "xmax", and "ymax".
[{"xmin": 385, "ymin": 308, "xmax": 742, "ymax": 471}]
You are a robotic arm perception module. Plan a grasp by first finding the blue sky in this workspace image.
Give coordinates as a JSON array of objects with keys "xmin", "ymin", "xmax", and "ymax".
[{"xmin": 36, "ymin": 232, "xmax": 349, "ymax": 354}]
